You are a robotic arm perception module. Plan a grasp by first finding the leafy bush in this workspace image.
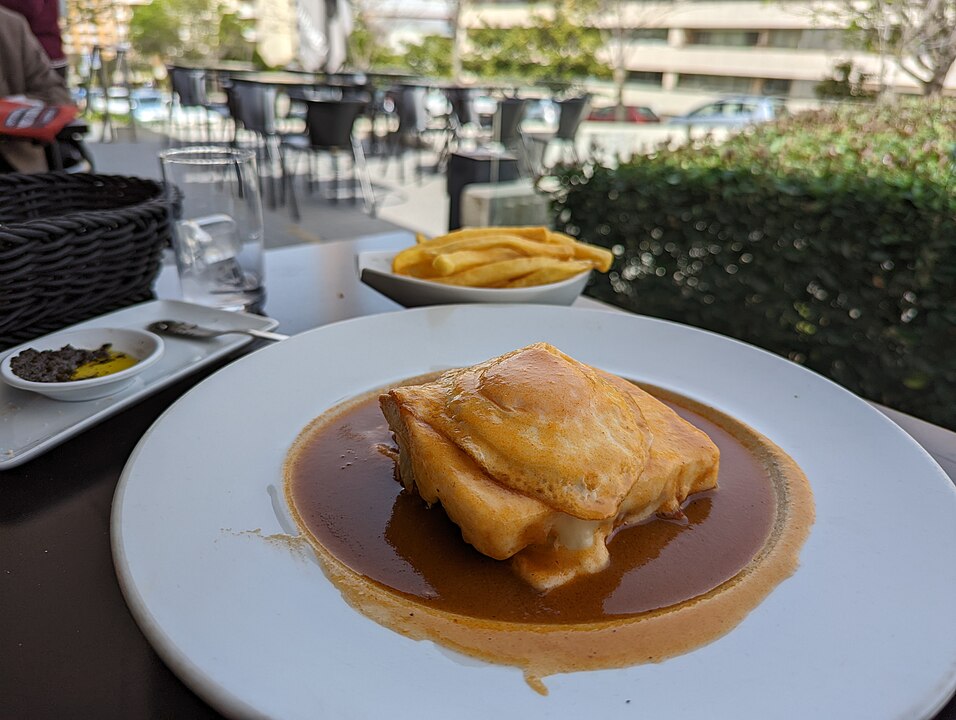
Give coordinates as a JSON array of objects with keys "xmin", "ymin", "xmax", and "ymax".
[
  {"xmin": 815, "ymin": 61, "xmax": 876, "ymax": 100},
  {"xmin": 551, "ymin": 99, "xmax": 956, "ymax": 430}
]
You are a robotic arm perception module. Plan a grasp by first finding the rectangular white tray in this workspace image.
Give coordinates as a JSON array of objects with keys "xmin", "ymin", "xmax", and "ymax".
[{"xmin": 0, "ymin": 299, "xmax": 280, "ymax": 469}]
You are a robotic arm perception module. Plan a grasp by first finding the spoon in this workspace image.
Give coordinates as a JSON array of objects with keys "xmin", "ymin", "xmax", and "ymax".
[{"xmin": 147, "ymin": 320, "xmax": 289, "ymax": 342}]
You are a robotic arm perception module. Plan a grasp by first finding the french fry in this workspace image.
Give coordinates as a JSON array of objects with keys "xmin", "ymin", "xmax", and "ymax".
[
  {"xmin": 543, "ymin": 229, "xmax": 578, "ymax": 246},
  {"xmin": 400, "ymin": 259, "xmax": 442, "ymax": 279},
  {"xmin": 503, "ymin": 260, "xmax": 593, "ymax": 287},
  {"xmin": 544, "ymin": 230, "xmax": 614, "ymax": 271},
  {"xmin": 393, "ymin": 244, "xmax": 438, "ymax": 273},
  {"xmin": 431, "ymin": 256, "xmax": 562, "ymax": 287},
  {"xmin": 392, "ymin": 230, "xmax": 500, "ymax": 272},
  {"xmin": 429, "ymin": 226, "xmax": 551, "ymax": 244},
  {"xmin": 391, "ymin": 226, "xmax": 613, "ymax": 288},
  {"xmin": 571, "ymin": 243, "xmax": 613, "ymax": 272},
  {"xmin": 422, "ymin": 235, "xmax": 575, "ymax": 260},
  {"xmin": 432, "ymin": 247, "xmax": 521, "ymax": 276}
]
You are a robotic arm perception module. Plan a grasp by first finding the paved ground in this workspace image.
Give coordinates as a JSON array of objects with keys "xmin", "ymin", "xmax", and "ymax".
[
  {"xmin": 81, "ymin": 115, "xmax": 680, "ymax": 249},
  {"xmin": 85, "ymin": 125, "xmax": 451, "ymax": 249}
]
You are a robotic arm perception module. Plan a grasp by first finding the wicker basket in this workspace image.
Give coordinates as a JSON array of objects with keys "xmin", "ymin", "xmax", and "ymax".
[{"xmin": 0, "ymin": 172, "xmax": 172, "ymax": 350}]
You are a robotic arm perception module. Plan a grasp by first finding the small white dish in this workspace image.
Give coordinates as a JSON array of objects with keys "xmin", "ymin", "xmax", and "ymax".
[
  {"xmin": 1, "ymin": 327, "xmax": 165, "ymax": 402},
  {"xmin": 0, "ymin": 299, "xmax": 281, "ymax": 469},
  {"xmin": 358, "ymin": 249, "xmax": 591, "ymax": 307}
]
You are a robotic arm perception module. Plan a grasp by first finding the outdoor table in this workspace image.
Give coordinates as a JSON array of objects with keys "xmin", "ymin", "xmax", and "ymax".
[
  {"xmin": 447, "ymin": 150, "xmax": 520, "ymax": 230},
  {"xmin": 2, "ymin": 231, "xmax": 954, "ymax": 719},
  {"xmin": 236, "ymin": 71, "xmax": 370, "ymax": 91},
  {"xmin": 176, "ymin": 61, "xmax": 257, "ymax": 75},
  {"xmin": 235, "ymin": 71, "xmax": 325, "ymax": 88}
]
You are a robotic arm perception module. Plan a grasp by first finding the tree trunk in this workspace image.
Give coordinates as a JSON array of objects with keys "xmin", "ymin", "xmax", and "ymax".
[
  {"xmin": 613, "ymin": 66, "xmax": 626, "ymax": 121},
  {"xmin": 612, "ymin": 5, "xmax": 625, "ymax": 122},
  {"xmin": 924, "ymin": 74, "xmax": 946, "ymax": 96},
  {"xmin": 450, "ymin": 0, "xmax": 464, "ymax": 83}
]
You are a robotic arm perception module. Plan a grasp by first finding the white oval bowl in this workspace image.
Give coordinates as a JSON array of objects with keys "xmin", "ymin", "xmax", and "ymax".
[
  {"xmin": 1, "ymin": 328, "xmax": 165, "ymax": 401},
  {"xmin": 358, "ymin": 249, "xmax": 591, "ymax": 307}
]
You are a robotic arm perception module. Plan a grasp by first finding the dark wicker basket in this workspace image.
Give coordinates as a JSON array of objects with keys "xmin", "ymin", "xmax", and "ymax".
[{"xmin": 0, "ymin": 172, "xmax": 172, "ymax": 350}]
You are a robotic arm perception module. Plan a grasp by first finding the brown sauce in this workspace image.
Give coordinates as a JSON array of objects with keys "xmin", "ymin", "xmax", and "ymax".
[
  {"xmin": 288, "ymin": 389, "xmax": 772, "ymax": 623},
  {"xmin": 284, "ymin": 379, "xmax": 814, "ymax": 691}
]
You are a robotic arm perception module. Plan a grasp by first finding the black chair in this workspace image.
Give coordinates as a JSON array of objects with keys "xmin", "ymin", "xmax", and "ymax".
[
  {"xmin": 45, "ymin": 120, "xmax": 94, "ymax": 172},
  {"xmin": 363, "ymin": 86, "xmax": 393, "ymax": 158},
  {"xmin": 166, "ymin": 67, "xmax": 228, "ymax": 143},
  {"xmin": 545, "ymin": 95, "xmax": 591, "ymax": 168},
  {"xmin": 433, "ymin": 86, "xmax": 484, "ymax": 173},
  {"xmin": 381, "ymin": 84, "xmax": 430, "ymax": 183},
  {"xmin": 228, "ymin": 79, "xmax": 281, "ymax": 208},
  {"xmin": 223, "ymin": 80, "xmax": 242, "ymax": 143},
  {"xmin": 448, "ymin": 86, "xmax": 480, "ymax": 128},
  {"xmin": 280, "ymin": 97, "xmax": 376, "ymax": 221},
  {"xmin": 493, "ymin": 97, "xmax": 532, "ymax": 175}
]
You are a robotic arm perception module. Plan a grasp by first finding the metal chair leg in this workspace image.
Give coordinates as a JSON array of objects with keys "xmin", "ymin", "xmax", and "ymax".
[
  {"xmin": 262, "ymin": 135, "xmax": 277, "ymax": 210},
  {"xmin": 166, "ymin": 101, "xmax": 174, "ymax": 147},
  {"xmin": 330, "ymin": 151, "xmax": 340, "ymax": 203},
  {"xmin": 351, "ymin": 135, "xmax": 377, "ymax": 216},
  {"xmin": 280, "ymin": 146, "xmax": 300, "ymax": 222}
]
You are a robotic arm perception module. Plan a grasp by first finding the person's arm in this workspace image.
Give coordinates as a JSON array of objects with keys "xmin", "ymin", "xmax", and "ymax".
[{"xmin": 16, "ymin": 11, "xmax": 71, "ymax": 106}]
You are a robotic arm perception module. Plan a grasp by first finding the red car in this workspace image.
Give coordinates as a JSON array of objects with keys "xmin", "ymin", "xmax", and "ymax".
[{"xmin": 586, "ymin": 105, "xmax": 661, "ymax": 123}]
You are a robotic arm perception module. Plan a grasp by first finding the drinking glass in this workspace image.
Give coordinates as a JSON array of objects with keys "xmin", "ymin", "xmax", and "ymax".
[{"xmin": 159, "ymin": 147, "xmax": 265, "ymax": 313}]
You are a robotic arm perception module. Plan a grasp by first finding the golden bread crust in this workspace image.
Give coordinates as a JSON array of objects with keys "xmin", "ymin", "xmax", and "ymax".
[{"xmin": 380, "ymin": 343, "xmax": 720, "ymax": 591}]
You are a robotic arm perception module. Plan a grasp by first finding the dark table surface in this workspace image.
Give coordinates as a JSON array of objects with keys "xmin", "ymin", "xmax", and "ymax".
[{"xmin": 3, "ymin": 232, "xmax": 955, "ymax": 719}]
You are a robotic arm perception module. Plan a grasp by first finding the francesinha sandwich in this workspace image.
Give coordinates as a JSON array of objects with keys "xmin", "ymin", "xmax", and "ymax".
[{"xmin": 379, "ymin": 343, "xmax": 719, "ymax": 591}]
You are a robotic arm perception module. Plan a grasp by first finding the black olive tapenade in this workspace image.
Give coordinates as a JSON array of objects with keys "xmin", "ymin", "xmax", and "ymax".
[{"xmin": 10, "ymin": 344, "xmax": 113, "ymax": 383}]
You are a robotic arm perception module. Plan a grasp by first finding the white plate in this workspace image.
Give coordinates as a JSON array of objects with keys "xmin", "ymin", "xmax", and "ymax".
[
  {"xmin": 111, "ymin": 305, "xmax": 956, "ymax": 720},
  {"xmin": 0, "ymin": 300, "xmax": 279, "ymax": 469},
  {"xmin": 358, "ymin": 249, "xmax": 590, "ymax": 307}
]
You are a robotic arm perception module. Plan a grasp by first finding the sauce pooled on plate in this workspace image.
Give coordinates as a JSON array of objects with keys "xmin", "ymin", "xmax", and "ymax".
[{"xmin": 285, "ymin": 376, "xmax": 814, "ymax": 693}]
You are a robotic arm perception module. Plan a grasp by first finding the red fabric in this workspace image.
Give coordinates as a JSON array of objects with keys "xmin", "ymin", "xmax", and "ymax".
[
  {"xmin": 0, "ymin": 0, "xmax": 64, "ymax": 63},
  {"xmin": 0, "ymin": 99, "xmax": 76, "ymax": 143}
]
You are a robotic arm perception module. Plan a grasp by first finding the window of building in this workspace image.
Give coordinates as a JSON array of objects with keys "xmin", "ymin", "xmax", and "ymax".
[
  {"xmin": 766, "ymin": 28, "xmax": 848, "ymax": 51},
  {"xmin": 627, "ymin": 28, "xmax": 669, "ymax": 44},
  {"xmin": 626, "ymin": 70, "xmax": 664, "ymax": 87},
  {"xmin": 761, "ymin": 78, "xmax": 792, "ymax": 96},
  {"xmin": 797, "ymin": 29, "xmax": 848, "ymax": 51},
  {"xmin": 765, "ymin": 30, "xmax": 801, "ymax": 49},
  {"xmin": 685, "ymin": 29, "xmax": 760, "ymax": 47},
  {"xmin": 677, "ymin": 73, "xmax": 756, "ymax": 94},
  {"xmin": 789, "ymin": 80, "xmax": 821, "ymax": 99}
]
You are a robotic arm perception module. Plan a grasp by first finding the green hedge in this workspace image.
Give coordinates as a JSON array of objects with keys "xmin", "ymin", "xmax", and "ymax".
[{"xmin": 551, "ymin": 99, "xmax": 956, "ymax": 430}]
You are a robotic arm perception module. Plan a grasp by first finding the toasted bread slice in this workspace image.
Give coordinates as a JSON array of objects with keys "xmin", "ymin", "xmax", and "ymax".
[{"xmin": 380, "ymin": 344, "xmax": 719, "ymax": 591}]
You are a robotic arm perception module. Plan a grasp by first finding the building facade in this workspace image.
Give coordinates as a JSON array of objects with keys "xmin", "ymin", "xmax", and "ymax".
[{"xmin": 461, "ymin": 0, "xmax": 955, "ymax": 115}]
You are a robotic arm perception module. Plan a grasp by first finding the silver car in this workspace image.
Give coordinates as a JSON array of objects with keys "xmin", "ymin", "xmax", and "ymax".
[{"xmin": 668, "ymin": 95, "xmax": 786, "ymax": 128}]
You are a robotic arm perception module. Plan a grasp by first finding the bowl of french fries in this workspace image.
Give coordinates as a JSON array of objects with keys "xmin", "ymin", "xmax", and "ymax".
[{"xmin": 358, "ymin": 226, "xmax": 613, "ymax": 307}]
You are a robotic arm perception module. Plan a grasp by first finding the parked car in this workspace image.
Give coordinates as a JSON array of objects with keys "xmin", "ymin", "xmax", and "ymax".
[
  {"xmin": 424, "ymin": 88, "xmax": 450, "ymax": 120},
  {"xmin": 587, "ymin": 105, "xmax": 660, "ymax": 123},
  {"xmin": 87, "ymin": 87, "xmax": 134, "ymax": 116},
  {"xmin": 472, "ymin": 96, "xmax": 558, "ymax": 129},
  {"xmin": 130, "ymin": 88, "xmax": 168, "ymax": 123},
  {"xmin": 523, "ymin": 98, "xmax": 558, "ymax": 126},
  {"xmin": 668, "ymin": 96, "xmax": 786, "ymax": 127}
]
